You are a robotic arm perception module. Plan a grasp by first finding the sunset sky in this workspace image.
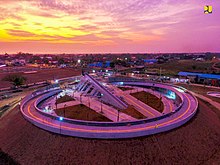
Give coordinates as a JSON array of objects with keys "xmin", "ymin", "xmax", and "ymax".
[{"xmin": 0, "ymin": 0, "xmax": 219, "ymax": 54}]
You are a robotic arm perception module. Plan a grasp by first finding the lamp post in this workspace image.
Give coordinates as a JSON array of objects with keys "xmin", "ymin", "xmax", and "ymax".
[
  {"xmin": 55, "ymin": 94, "xmax": 58, "ymax": 111},
  {"xmin": 64, "ymin": 104, "xmax": 66, "ymax": 118},
  {"xmin": 59, "ymin": 116, "xmax": 63, "ymax": 134},
  {"xmin": 117, "ymin": 110, "xmax": 120, "ymax": 122},
  {"xmin": 80, "ymin": 93, "xmax": 83, "ymax": 104},
  {"xmin": 159, "ymin": 94, "xmax": 162, "ymax": 109}
]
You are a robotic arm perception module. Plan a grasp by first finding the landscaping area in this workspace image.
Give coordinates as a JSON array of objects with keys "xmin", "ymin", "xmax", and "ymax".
[
  {"xmin": 118, "ymin": 86, "xmax": 133, "ymax": 91},
  {"xmin": 122, "ymin": 105, "xmax": 146, "ymax": 119},
  {"xmin": 56, "ymin": 95, "xmax": 75, "ymax": 104},
  {"xmin": 54, "ymin": 104, "xmax": 112, "ymax": 122},
  {"xmin": 131, "ymin": 91, "xmax": 164, "ymax": 113}
]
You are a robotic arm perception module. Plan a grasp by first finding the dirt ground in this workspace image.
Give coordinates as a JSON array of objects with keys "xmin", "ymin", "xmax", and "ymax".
[
  {"xmin": 131, "ymin": 91, "xmax": 164, "ymax": 113},
  {"xmin": 118, "ymin": 87, "xmax": 134, "ymax": 91},
  {"xmin": 0, "ymin": 68, "xmax": 81, "ymax": 88},
  {"xmin": 56, "ymin": 95, "xmax": 75, "ymax": 104},
  {"xmin": 55, "ymin": 104, "xmax": 112, "ymax": 122},
  {"xmin": 122, "ymin": 105, "xmax": 146, "ymax": 119},
  {"xmin": 0, "ymin": 99, "xmax": 220, "ymax": 165}
]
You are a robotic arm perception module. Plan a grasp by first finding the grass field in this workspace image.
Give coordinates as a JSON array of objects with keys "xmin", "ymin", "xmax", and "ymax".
[
  {"xmin": 122, "ymin": 105, "xmax": 146, "ymax": 119},
  {"xmin": 131, "ymin": 91, "xmax": 164, "ymax": 113},
  {"xmin": 0, "ymin": 67, "xmax": 81, "ymax": 88},
  {"xmin": 55, "ymin": 104, "xmax": 112, "ymax": 122},
  {"xmin": 148, "ymin": 60, "xmax": 214, "ymax": 76}
]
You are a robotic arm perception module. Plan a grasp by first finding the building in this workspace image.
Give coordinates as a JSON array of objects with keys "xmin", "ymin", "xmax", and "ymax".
[{"xmin": 178, "ymin": 71, "xmax": 220, "ymax": 86}]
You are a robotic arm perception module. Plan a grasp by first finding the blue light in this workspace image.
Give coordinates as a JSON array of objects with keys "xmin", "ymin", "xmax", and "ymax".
[
  {"xmin": 166, "ymin": 91, "xmax": 176, "ymax": 100},
  {"xmin": 119, "ymin": 82, "xmax": 124, "ymax": 85},
  {"xmin": 59, "ymin": 117, "xmax": 64, "ymax": 121}
]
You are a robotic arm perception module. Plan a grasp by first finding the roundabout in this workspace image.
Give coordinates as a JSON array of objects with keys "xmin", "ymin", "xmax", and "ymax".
[{"xmin": 20, "ymin": 74, "xmax": 198, "ymax": 139}]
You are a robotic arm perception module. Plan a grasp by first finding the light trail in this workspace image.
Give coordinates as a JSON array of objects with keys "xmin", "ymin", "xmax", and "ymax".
[{"xmin": 25, "ymin": 93, "xmax": 192, "ymax": 133}]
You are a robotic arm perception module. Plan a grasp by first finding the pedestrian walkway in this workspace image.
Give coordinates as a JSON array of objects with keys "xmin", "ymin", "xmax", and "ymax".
[
  {"xmin": 73, "ymin": 91, "xmax": 136, "ymax": 122},
  {"xmin": 191, "ymin": 92, "xmax": 220, "ymax": 111},
  {"xmin": 108, "ymin": 85, "xmax": 162, "ymax": 118}
]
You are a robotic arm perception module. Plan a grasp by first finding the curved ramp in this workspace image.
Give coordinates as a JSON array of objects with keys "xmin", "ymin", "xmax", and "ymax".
[{"xmin": 20, "ymin": 82, "xmax": 198, "ymax": 139}]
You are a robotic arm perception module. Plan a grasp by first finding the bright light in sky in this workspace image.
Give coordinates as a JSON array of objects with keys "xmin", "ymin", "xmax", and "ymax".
[{"xmin": 0, "ymin": 0, "xmax": 220, "ymax": 53}]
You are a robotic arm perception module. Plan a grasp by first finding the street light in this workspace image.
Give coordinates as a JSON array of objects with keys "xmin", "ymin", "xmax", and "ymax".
[
  {"xmin": 59, "ymin": 116, "xmax": 63, "ymax": 134},
  {"xmin": 80, "ymin": 93, "xmax": 83, "ymax": 103},
  {"xmin": 117, "ymin": 110, "xmax": 120, "ymax": 122},
  {"xmin": 55, "ymin": 94, "xmax": 58, "ymax": 110}
]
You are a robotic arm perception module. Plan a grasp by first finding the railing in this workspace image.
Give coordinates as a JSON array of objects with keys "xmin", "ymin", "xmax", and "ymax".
[
  {"xmin": 28, "ymin": 82, "xmax": 186, "ymax": 127},
  {"xmin": 19, "ymin": 81, "xmax": 198, "ymax": 139},
  {"xmin": 85, "ymin": 74, "xmax": 128, "ymax": 108}
]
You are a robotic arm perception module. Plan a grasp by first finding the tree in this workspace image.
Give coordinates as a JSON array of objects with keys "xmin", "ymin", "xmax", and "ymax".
[
  {"xmin": 110, "ymin": 62, "xmax": 115, "ymax": 68},
  {"xmin": 58, "ymin": 58, "xmax": 65, "ymax": 65},
  {"xmin": 192, "ymin": 65, "xmax": 196, "ymax": 70},
  {"xmin": 2, "ymin": 74, "xmax": 27, "ymax": 87}
]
